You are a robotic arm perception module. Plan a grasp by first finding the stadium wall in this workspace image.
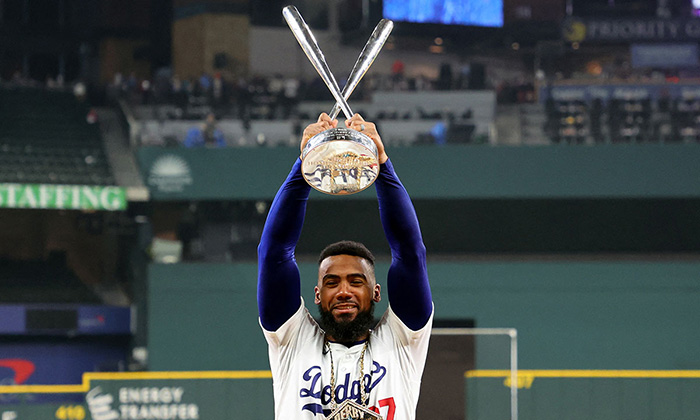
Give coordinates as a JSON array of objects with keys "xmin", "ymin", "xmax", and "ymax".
[
  {"xmin": 137, "ymin": 144, "xmax": 700, "ymax": 200},
  {"xmin": 147, "ymin": 261, "xmax": 700, "ymax": 371}
]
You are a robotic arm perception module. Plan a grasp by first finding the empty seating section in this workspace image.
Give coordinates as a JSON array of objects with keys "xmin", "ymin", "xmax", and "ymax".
[
  {"xmin": 0, "ymin": 88, "xmax": 114, "ymax": 185},
  {"xmin": 545, "ymin": 99, "xmax": 589, "ymax": 144},
  {"xmin": 133, "ymin": 90, "xmax": 495, "ymax": 147},
  {"xmin": 674, "ymin": 99, "xmax": 700, "ymax": 142},
  {"xmin": 0, "ymin": 257, "xmax": 100, "ymax": 304},
  {"xmin": 608, "ymin": 98, "xmax": 652, "ymax": 143},
  {"xmin": 545, "ymin": 95, "xmax": 700, "ymax": 144}
]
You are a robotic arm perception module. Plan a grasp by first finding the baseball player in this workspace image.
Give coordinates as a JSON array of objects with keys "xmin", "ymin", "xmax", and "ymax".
[{"xmin": 258, "ymin": 113, "xmax": 433, "ymax": 420}]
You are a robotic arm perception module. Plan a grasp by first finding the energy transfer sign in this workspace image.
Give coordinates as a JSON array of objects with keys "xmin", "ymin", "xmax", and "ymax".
[
  {"xmin": 0, "ymin": 371, "xmax": 273, "ymax": 420},
  {"xmin": 0, "ymin": 184, "xmax": 127, "ymax": 211},
  {"xmin": 86, "ymin": 385, "xmax": 199, "ymax": 420},
  {"xmin": 81, "ymin": 372, "xmax": 273, "ymax": 420}
]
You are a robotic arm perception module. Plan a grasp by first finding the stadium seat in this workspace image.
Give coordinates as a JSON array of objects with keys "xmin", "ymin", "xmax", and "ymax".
[{"xmin": 0, "ymin": 87, "xmax": 115, "ymax": 186}]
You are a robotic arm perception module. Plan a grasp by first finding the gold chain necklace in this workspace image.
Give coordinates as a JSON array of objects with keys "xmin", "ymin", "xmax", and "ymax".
[
  {"xmin": 325, "ymin": 339, "xmax": 369, "ymax": 410},
  {"xmin": 325, "ymin": 339, "xmax": 382, "ymax": 420}
]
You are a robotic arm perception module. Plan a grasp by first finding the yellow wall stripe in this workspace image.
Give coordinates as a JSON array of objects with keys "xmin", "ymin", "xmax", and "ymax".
[
  {"xmin": 465, "ymin": 370, "xmax": 700, "ymax": 379},
  {"xmin": 7, "ymin": 369, "xmax": 698, "ymax": 395},
  {"xmin": 0, "ymin": 370, "xmax": 273, "ymax": 394},
  {"xmin": 0, "ymin": 385, "xmax": 84, "ymax": 394},
  {"xmin": 83, "ymin": 370, "xmax": 272, "ymax": 381}
]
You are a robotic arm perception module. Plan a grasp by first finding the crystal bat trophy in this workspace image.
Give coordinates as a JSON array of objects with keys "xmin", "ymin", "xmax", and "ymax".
[{"xmin": 283, "ymin": 5, "xmax": 393, "ymax": 195}]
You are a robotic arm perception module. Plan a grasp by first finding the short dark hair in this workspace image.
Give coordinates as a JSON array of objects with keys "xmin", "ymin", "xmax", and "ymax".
[{"xmin": 318, "ymin": 240, "xmax": 375, "ymax": 266}]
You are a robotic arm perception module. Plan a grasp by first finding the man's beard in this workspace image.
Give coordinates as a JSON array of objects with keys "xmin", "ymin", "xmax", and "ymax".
[{"xmin": 318, "ymin": 302, "xmax": 376, "ymax": 344}]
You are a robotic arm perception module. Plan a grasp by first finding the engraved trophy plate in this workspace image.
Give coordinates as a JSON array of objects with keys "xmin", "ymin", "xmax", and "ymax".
[
  {"xmin": 327, "ymin": 400, "xmax": 383, "ymax": 420},
  {"xmin": 283, "ymin": 6, "xmax": 392, "ymax": 195}
]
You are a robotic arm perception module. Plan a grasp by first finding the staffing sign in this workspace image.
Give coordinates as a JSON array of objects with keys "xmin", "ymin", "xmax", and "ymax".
[{"xmin": 0, "ymin": 184, "xmax": 126, "ymax": 211}]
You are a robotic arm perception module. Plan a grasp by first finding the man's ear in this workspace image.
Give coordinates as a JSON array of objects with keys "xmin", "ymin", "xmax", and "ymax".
[
  {"xmin": 373, "ymin": 283, "xmax": 381, "ymax": 302},
  {"xmin": 314, "ymin": 286, "xmax": 321, "ymax": 305}
]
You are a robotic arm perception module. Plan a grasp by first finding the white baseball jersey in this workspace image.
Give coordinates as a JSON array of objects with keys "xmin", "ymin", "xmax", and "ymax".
[{"xmin": 262, "ymin": 298, "xmax": 434, "ymax": 420}]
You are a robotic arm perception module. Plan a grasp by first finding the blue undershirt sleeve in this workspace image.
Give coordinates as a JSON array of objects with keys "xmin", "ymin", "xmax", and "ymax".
[
  {"xmin": 375, "ymin": 158, "xmax": 432, "ymax": 330},
  {"xmin": 257, "ymin": 158, "xmax": 311, "ymax": 331}
]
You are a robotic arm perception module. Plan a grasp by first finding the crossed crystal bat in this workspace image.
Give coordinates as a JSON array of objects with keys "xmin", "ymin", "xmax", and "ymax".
[{"xmin": 283, "ymin": 5, "xmax": 393, "ymax": 121}]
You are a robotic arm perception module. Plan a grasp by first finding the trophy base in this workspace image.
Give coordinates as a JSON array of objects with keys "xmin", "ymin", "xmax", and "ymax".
[{"xmin": 301, "ymin": 128, "xmax": 379, "ymax": 195}]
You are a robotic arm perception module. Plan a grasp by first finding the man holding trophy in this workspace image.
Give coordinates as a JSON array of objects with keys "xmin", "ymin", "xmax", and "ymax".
[
  {"xmin": 258, "ymin": 109, "xmax": 433, "ymax": 420},
  {"xmin": 257, "ymin": 7, "xmax": 433, "ymax": 420}
]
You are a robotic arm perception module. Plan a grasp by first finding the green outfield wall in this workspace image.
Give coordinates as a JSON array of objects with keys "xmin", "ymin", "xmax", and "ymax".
[
  {"xmin": 147, "ymin": 260, "xmax": 700, "ymax": 372},
  {"xmin": 137, "ymin": 144, "xmax": 700, "ymax": 200},
  {"xmin": 0, "ymin": 371, "xmax": 273, "ymax": 420},
  {"xmin": 3, "ymin": 370, "xmax": 700, "ymax": 420},
  {"xmin": 466, "ymin": 370, "xmax": 700, "ymax": 420}
]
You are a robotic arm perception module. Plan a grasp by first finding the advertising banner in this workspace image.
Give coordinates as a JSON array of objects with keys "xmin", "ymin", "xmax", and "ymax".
[
  {"xmin": 0, "ymin": 184, "xmax": 127, "ymax": 211},
  {"xmin": 0, "ymin": 343, "xmax": 128, "ymax": 386},
  {"xmin": 0, "ymin": 371, "xmax": 273, "ymax": 420},
  {"xmin": 0, "ymin": 305, "xmax": 131, "ymax": 335},
  {"xmin": 539, "ymin": 82, "xmax": 700, "ymax": 103},
  {"xmin": 631, "ymin": 43, "xmax": 699, "ymax": 68},
  {"xmin": 562, "ymin": 18, "xmax": 700, "ymax": 43}
]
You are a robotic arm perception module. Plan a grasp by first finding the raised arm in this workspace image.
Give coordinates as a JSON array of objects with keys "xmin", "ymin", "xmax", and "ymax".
[
  {"xmin": 345, "ymin": 114, "xmax": 432, "ymax": 330},
  {"xmin": 257, "ymin": 158, "xmax": 309, "ymax": 331},
  {"xmin": 257, "ymin": 114, "xmax": 338, "ymax": 331},
  {"xmin": 376, "ymin": 159, "xmax": 432, "ymax": 330}
]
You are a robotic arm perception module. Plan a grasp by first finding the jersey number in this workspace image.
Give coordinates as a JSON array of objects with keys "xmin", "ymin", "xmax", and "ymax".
[{"xmin": 369, "ymin": 397, "xmax": 395, "ymax": 420}]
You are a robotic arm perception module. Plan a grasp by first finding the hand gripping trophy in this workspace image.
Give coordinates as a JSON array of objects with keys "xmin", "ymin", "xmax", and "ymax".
[{"xmin": 283, "ymin": 5, "xmax": 393, "ymax": 195}]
